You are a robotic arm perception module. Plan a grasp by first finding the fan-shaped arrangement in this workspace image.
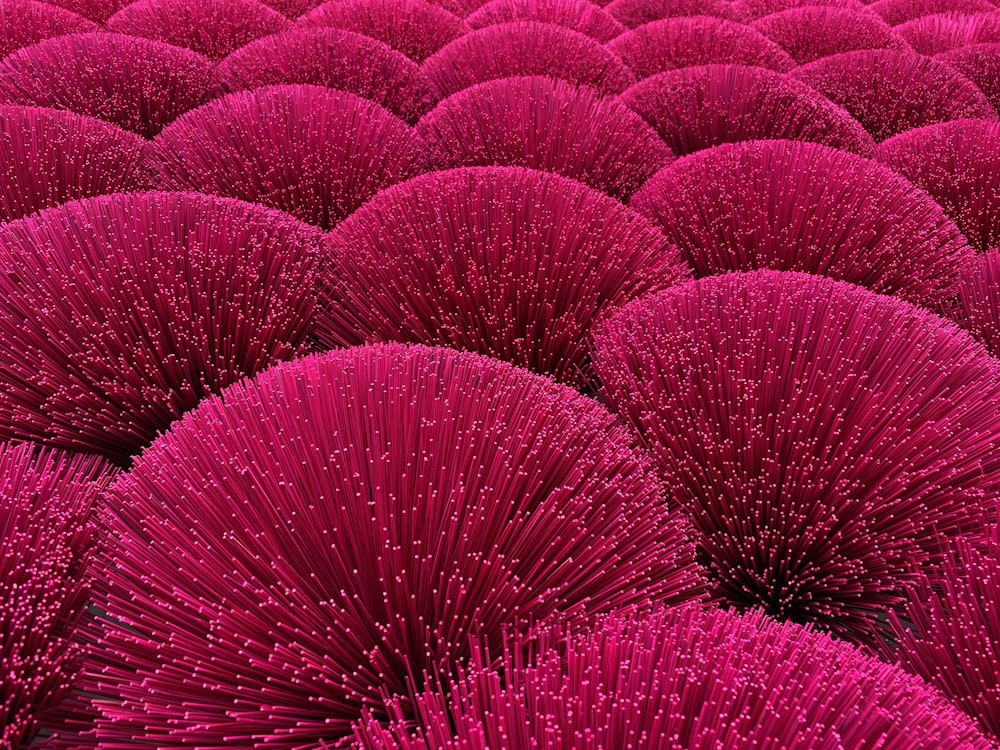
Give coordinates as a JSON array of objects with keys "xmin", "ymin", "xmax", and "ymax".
[
  {"xmin": 0, "ymin": 0, "xmax": 97, "ymax": 60},
  {"xmin": 592, "ymin": 270, "xmax": 1000, "ymax": 645},
  {"xmin": 877, "ymin": 119, "xmax": 1000, "ymax": 253},
  {"xmin": 0, "ymin": 192, "xmax": 323, "ymax": 464},
  {"xmin": 608, "ymin": 16, "xmax": 797, "ymax": 79},
  {"xmin": 417, "ymin": 76, "xmax": 672, "ymax": 199},
  {"xmin": 423, "ymin": 21, "xmax": 635, "ymax": 97},
  {"xmin": 869, "ymin": 0, "xmax": 997, "ymax": 27},
  {"xmin": 792, "ymin": 48, "xmax": 997, "ymax": 141},
  {"xmin": 295, "ymin": 0, "xmax": 469, "ymax": 63},
  {"xmin": 896, "ymin": 12, "xmax": 1000, "ymax": 54},
  {"xmin": 0, "ymin": 33, "xmax": 214, "ymax": 138},
  {"xmin": 80, "ymin": 344, "xmax": 705, "ymax": 746},
  {"xmin": 8, "ymin": 3, "xmax": 1000, "ymax": 745},
  {"xmin": 314, "ymin": 167, "xmax": 689, "ymax": 388},
  {"xmin": 213, "ymin": 27, "xmax": 436, "ymax": 124},
  {"xmin": 357, "ymin": 606, "xmax": 994, "ymax": 748},
  {"xmin": 631, "ymin": 140, "xmax": 971, "ymax": 305},
  {"xmin": 465, "ymin": 0, "xmax": 625, "ymax": 41},
  {"xmin": 0, "ymin": 106, "xmax": 149, "ymax": 224},
  {"xmin": 621, "ymin": 65, "xmax": 876, "ymax": 157},
  {"xmin": 104, "ymin": 0, "xmax": 289, "ymax": 62},
  {"xmin": 0, "ymin": 443, "xmax": 112, "ymax": 749},
  {"xmin": 150, "ymin": 85, "xmax": 425, "ymax": 229},
  {"xmin": 889, "ymin": 525, "xmax": 1000, "ymax": 741},
  {"xmin": 751, "ymin": 7, "xmax": 910, "ymax": 64}
]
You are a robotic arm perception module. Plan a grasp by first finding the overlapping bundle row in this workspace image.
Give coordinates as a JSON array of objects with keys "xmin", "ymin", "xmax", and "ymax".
[{"xmin": 2, "ymin": 0, "xmax": 1000, "ymax": 746}]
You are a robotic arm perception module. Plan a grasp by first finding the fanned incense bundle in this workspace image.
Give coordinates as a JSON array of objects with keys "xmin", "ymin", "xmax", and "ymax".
[
  {"xmin": 593, "ymin": 270, "xmax": 1000, "ymax": 645},
  {"xmin": 0, "ymin": 33, "xmax": 214, "ymax": 138},
  {"xmin": 82, "ymin": 345, "xmax": 705, "ymax": 746},
  {"xmin": 356, "ymin": 607, "xmax": 993, "ymax": 749},
  {"xmin": 0, "ymin": 192, "xmax": 322, "ymax": 463}
]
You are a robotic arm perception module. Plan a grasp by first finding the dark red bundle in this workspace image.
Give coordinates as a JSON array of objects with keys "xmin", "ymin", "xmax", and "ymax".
[
  {"xmin": 151, "ymin": 85, "xmax": 425, "ymax": 229},
  {"xmin": 792, "ymin": 48, "xmax": 996, "ymax": 141},
  {"xmin": 0, "ymin": 106, "xmax": 149, "ymax": 224},
  {"xmin": 0, "ymin": 0, "xmax": 96, "ymax": 60},
  {"xmin": 631, "ymin": 140, "xmax": 971, "ymax": 306},
  {"xmin": 621, "ymin": 65, "xmax": 875, "ymax": 156},
  {"xmin": 733, "ymin": 0, "xmax": 867, "ymax": 21},
  {"xmin": 104, "ymin": 0, "xmax": 288, "ymax": 62},
  {"xmin": 295, "ymin": 0, "xmax": 469, "ymax": 63},
  {"xmin": 82, "ymin": 344, "xmax": 706, "ymax": 746},
  {"xmin": 314, "ymin": 167, "xmax": 690, "ymax": 389},
  {"xmin": 954, "ymin": 250, "xmax": 1000, "ymax": 357},
  {"xmin": 465, "ymin": 0, "xmax": 625, "ymax": 41},
  {"xmin": 605, "ymin": 0, "xmax": 739, "ymax": 29},
  {"xmin": 877, "ymin": 119, "xmax": 1000, "ymax": 253},
  {"xmin": 896, "ymin": 11, "xmax": 1000, "ymax": 54},
  {"xmin": 608, "ymin": 16, "xmax": 796, "ymax": 79},
  {"xmin": 751, "ymin": 6, "xmax": 910, "ymax": 63},
  {"xmin": 890, "ymin": 525, "xmax": 1000, "ymax": 740},
  {"xmin": 0, "ymin": 192, "xmax": 323, "ymax": 464},
  {"xmin": 0, "ymin": 32, "xmax": 214, "ymax": 138},
  {"xmin": 869, "ymin": 0, "xmax": 996, "ymax": 26},
  {"xmin": 416, "ymin": 76, "xmax": 673, "ymax": 200},
  {"xmin": 592, "ymin": 270, "xmax": 1000, "ymax": 645},
  {"xmin": 213, "ymin": 27, "xmax": 436, "ymax": 124},
  {"xmin": 938, "ymin": 43, "xmax": 1000, "ymax": 113},
  {"xmin": 0, "ymin": 443, "xmax": 113, "ymax": 749},
  {"xmin": 356, "ymin": 607, "xmax": 994, "ymax": 749},
  {"xmin": 423, "ymin": 21, "xmax": 635, "ymax": 98}
]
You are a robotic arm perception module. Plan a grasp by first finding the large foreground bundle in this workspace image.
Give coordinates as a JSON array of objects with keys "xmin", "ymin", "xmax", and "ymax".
[
  {"xmin": 593, "ymin": 270, "xmax": 1000, "ymax": 645},
  {"xmin": 81, "ymin": 344, "xmax": 705, "ymax": 746}
]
